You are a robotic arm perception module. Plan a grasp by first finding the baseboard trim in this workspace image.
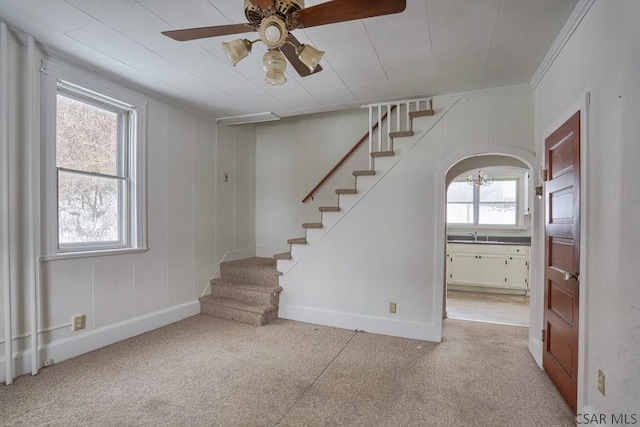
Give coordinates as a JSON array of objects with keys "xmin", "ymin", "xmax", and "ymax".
[
  {"xmin": 0, "ymin": 301, "xmax": 200, "ymax": 383},
  {"xmin": 279, "ymin": 304, "xmax": 441, "ymax": 342}
]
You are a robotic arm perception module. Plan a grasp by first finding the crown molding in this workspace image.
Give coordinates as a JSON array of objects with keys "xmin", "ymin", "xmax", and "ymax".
[{"xmin": 530, "ymin": 0, "xmax": 596, "ymax": 88}]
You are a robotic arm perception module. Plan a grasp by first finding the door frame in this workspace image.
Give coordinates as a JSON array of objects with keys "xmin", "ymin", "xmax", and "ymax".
[
  {"xmin": 434, "ymin": 92, "xmax": 590, "ymax": 412},
  {"xmin": 536, "ymin": 92, "xmax": 590, "ymax": 412},
  {"xmin": 435, "ymin": 147, "xmax": 536, "ymax": 339}
]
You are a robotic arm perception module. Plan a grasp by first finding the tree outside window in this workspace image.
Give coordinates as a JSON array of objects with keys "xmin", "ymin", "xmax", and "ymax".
[{"xmin": 55, "ymin": 87, "xmax": 131, "ymax": 249}]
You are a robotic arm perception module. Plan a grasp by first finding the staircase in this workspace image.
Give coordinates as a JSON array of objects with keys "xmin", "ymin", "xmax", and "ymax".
[
  {"xmin": 201, "ymin": 99, "xmax": 435, "ymax": 327},
  {"xmin": 199, "ymin": 257, "xmax": 283, "ymax": 326},
  {"xmin": 275, "ymin": 99, "xmax": 435, "ymax": 262}
]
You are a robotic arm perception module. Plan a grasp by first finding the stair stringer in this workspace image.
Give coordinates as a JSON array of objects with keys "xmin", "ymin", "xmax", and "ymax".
[
  {"xmin": 276, "ymin": 98, "xmax": 463, "ymax": 341},
  {"xmin": 277, "ymin": 97, "xmax": 462, "ymax": 275}
]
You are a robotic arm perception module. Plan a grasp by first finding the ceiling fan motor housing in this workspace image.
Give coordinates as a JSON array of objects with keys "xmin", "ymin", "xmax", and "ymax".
[{"xmin": 244, "ymin": 0, "xmax": 305, "ymax": 25}]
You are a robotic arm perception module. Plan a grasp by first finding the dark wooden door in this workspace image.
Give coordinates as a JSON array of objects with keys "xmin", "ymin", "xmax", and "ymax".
[{"xmin": 543, "ymin": 111, "xmax": 581, "ymax": 413}]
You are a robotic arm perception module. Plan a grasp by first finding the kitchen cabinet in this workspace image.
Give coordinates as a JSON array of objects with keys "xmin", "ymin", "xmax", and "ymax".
[
  {"xmin": 447, "ymin": 243, "xmax": 529, "ymax": 291},
  {"xmin": 505, "ymin": 246, "xmax": 529, "ymax": 289}
]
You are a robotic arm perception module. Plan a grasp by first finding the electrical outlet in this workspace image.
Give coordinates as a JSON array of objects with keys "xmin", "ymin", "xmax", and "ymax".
[
  {"xmin": 389, "ymin": 302, "xmax": 397, "ymax": 314},
  {"xmin": 72, "ymin": 314, "xmax": 86, "ymax": 331},
  {"xmin": 598, "ymin": 369, "xmax": 606, "ymax": 396}
]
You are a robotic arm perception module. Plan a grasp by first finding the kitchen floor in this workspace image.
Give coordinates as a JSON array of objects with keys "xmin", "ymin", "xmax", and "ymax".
[{"xmin": 446, "ymin": 290, "xmax": 529, "ymax": 326}]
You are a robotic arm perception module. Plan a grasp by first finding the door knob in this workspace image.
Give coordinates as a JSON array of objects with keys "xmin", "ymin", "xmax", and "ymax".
[{"xmin": 563, "ymin": 271, "xmax": 579, "ymax": 281}]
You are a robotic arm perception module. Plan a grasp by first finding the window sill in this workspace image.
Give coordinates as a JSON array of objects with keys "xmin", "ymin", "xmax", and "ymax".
[{"xmin": 41, "ymin": 247, "xmax": 149, "ymax": 262}]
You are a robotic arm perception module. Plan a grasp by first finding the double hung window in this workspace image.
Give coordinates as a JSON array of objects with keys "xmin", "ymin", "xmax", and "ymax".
[
  {"xmin": 42, "ymin": 61, "xmax": 146, "ymax": 258},
  {"xmin": 56, "ymin": 83, "xmax": 132, "ymax": 249},
  {"xmin": 447, "ymin": 179, "xmax": 518, "ymax": 226}
]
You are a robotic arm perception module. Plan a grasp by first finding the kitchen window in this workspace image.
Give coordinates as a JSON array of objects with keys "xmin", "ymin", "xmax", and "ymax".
[{"xmin": 447, "ymin": 179, "xmax": 518, "ymax": 226}]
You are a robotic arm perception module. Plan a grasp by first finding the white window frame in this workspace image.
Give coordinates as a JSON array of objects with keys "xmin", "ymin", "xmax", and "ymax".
[
  {"xmin": 447, "ymin": 176, "xmax": 524, "ymax": 228},
  {"xmin": 41, "ymin": 59, "xmax": 147, "ymax": 259}
]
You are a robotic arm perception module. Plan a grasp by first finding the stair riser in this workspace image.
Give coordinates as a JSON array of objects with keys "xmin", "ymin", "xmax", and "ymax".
[
  {"xmin": 211, "ymin": 286, "xmax": 280, "ymax": 306},
  {"xmin": 220, "ymin": 264, "xmax": 280, "ymax": 286},
  {"xmin": 201, "ymin": 302, "xmax": 277, "ymax": 326}
]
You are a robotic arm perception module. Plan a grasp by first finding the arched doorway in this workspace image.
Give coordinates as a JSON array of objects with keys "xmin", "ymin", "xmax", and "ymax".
[
  {"xmin": 435, "ymin": 149, "xmax": 539, "ymax": 342},
  {"xmin": 444, "ymin": 157, "xmax": 531, "ymax": 325}
]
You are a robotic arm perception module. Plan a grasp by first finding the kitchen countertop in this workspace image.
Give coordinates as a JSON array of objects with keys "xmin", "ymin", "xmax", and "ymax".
[{"xmin": 447, "ymin": 235, "xmax": 531, "ymax": 246}]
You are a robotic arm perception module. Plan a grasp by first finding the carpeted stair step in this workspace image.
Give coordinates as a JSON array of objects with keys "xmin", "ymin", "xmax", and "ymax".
[
  {"xmin": 302, "ymin": 222, "xmax": 323, "ymax": 229},
  {"xmin": 319, "ymin": 206, "xmax": 340, "ymax": 212},
  {"xmin": 199, "ymin": 295, "xmax": 278, "ymax": 326},
  {"xmin": 409, "ymin": 109, "xmax": 435, "ymax": 118},
  {"xmin": 273, "ymin": 251, "xmax": 292, "ymax": 260},
  {"xmin": 389, "ymin": 130, "xmax": 414, "ymax": 138},
  {"xmin": 219, "ymin": 257, "xmax": 279, "ymax": 287},
  {"xmin": 370, "ymin": 151, "xmax": 395, "ymax": 158},
  {"xmin": 335, "ymin": 188, "xmax": 357, "ymax": 195},
  {"xmin": 209, "ymin": 278, "xmax": 282, "ymax": 306},
  {"xmin": 288, "ymin": 237, "xmax": 307, "ymax": 245},
  {"xmin": 352, "ymin": 170, "xmax": 375, "ymax": 177}
]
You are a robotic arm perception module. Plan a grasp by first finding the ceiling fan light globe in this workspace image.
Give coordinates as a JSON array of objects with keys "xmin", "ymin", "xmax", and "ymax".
[
  {"xmin": 263, "ymin": 50, "xmax": 287, "ymax": 85},
  {"xmin": 265, "ymin": 71, "xmax": 287, "ymax": 86},
  {"xmin": 222, "ymin": 39, "xmax": 252, "ymax": 66},
  {"xmin": 259, "ymin": 16, "xmax": 288, "ymax": 49},
  {"xmin": 265, "ymin": 25, "xmax": 281, "ymax": 43},
  {"xmin": 297, "ymin": 44, "xmax": 324, "ymax": 72}
]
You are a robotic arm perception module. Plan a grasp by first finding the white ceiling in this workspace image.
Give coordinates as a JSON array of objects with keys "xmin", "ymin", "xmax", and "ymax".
[{"xmin": 0, "ymin": 0, "xmax": 577, "ymax": 120}]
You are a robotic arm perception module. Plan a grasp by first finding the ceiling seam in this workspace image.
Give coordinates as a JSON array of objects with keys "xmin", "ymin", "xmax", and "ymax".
[
  {"xmin": 126, "ymin": 2, "xmax": 253, "ymax": 93},
  {"xmin": 425, "ymin": 0, "xmax": 437, "ymax": 89},
  {"xmin": 482, "ymin": 0, "xmax": 504, "ymax": 82},
  {"xmin": 301, "ymin": 30, "xmax": 358, "ymax": 105},
  {"xmin": 204, "ymin": 0, "xmax": 234, "ymax": 24},
  {"xmin": 361, "ymin": 21, "xmax": 390, "ymax": 82}
]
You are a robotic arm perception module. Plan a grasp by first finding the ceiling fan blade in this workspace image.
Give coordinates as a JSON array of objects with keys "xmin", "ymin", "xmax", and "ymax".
[
  {"xmin": 294, "ymin": 0, "xmax": 406, "ymax": 29},
  {"xmin": 249, "ymin": 0, "xmax": 273, "ymax": 10},
  {"xmin": 282, "ymin": 34, "xmax": 323, "ymax": 77},
  {"xmin": 162, "ymin": 23, "xmax": 256, "ymax": 42}
]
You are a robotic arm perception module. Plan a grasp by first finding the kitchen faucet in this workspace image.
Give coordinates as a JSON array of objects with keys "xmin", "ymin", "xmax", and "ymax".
[{"xmin": 469, "ymin": 231, "xmax": 478, "ymax": 241}]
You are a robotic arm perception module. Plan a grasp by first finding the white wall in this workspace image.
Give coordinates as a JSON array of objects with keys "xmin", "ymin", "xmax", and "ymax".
[
  {"xmin": 216, "ymin": 123, "xmax": 257, "ymax": 263},
  {"xmin": 0, "ymin": 24, "xmax": 256, "ymax": 382},
  {"xmin": 255, "ymin": 108, "xmax": 369, "ymax": 256},
  {"xmin": 257, "ymin": 86, "xmax": 534, "ymax": 341},
  {"xmin": 38, "ymin": 100, "xmax": 215, "ymax": 335},
  {"xmin": 533, "ymin": 0, "xmax": 640, "ymax": 413}
]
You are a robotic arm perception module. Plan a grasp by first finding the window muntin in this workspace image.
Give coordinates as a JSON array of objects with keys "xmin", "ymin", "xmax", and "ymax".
[
  {"xmin": 447, "ymin": 178, "xmax": 519, "ymax": 226},
  {"xmin": 55, "ymin": 83, "xmax": 134, "ymax": 250}
]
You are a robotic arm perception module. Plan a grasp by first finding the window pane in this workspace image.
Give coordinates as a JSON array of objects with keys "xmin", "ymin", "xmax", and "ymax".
[
  {"xmin": 447, "ymin": 203, "xmax": 475, "ymax": 223},
  {"xmin": 478, "ymin": 203, "xmax": 517, "ymax": 225},
  {"xmin": 58, "ymin": 170, "xmax": 123, "ymax": 244},
  {"xmin": 479, "ymin": 180, "xmax": 516, "ymax": 203},
  {"xmin": 56, "ymin": 94, "xmax": 119, "ymax": 175},
  {"xmin": 447, "ymin": 182, "xmax": 474, "ymax": 202}
]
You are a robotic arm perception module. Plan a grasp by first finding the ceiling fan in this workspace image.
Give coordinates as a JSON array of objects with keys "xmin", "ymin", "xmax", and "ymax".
[{"xmin": 162, "ymin": 0, "xmax": 406, "ymax": 85}]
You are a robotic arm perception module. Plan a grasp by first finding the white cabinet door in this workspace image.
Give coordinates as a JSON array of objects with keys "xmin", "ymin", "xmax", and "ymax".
[
  {"xmin": 477, "ymin": 254, "xmax": 507, "ymax": 287},
  {"xmin": 449, "ymin": 252, "xmax": 477, "ymax": 285},
  {"xmin": 447, "ymin": 243, "xmax": 529, "ymax": 289},
  {"xmin": 506, "ymin": 254, "xmax": 528, "ymax": 289}
]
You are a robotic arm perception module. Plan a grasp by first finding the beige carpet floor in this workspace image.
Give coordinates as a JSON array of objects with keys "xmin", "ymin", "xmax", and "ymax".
[{"xmin": 0, "ymin": 315, "xmax": 575, "ymax": 426}]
